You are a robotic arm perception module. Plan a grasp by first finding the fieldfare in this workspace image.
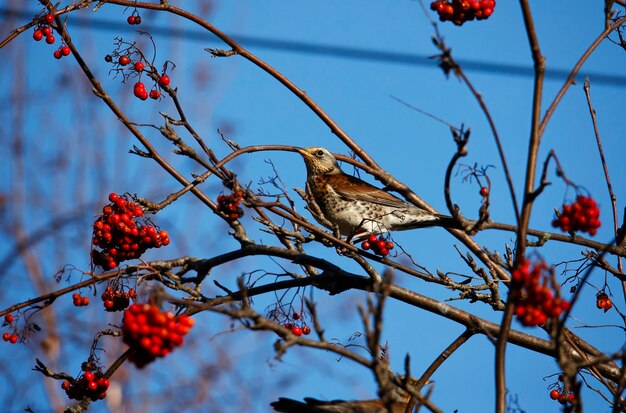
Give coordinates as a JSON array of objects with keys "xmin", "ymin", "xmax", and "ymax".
[
  {"xmin": 296, "ymin": 147, "xmax": 459, "ymax": 238},
  {"xmin": 271, "ymin": 396, "xmax": 408, "ymax": 413}
]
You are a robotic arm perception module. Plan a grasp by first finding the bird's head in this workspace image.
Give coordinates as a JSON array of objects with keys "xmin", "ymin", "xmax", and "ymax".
[{"xmin": 296, "ymin": 147, "xmax": 342, "ymax": 176}]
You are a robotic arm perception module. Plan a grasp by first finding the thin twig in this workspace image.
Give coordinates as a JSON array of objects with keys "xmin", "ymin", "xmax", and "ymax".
[{"xmin": 582, "ymin": 78, "xmax": 624, "ymax": 294}]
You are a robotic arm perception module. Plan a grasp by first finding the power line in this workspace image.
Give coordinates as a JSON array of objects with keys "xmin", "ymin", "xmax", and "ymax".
[{"xmin": 3, "ymin": 7, "xmax": 626, "ymax": 86}]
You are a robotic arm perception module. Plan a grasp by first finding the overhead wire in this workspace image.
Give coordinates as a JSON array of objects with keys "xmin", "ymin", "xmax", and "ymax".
[{"xmin": 1, "ymin": 7, "xmax": 625, "ymax": 86}]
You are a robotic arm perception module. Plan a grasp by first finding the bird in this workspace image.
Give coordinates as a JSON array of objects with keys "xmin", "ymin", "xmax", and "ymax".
[
  {"xmin": 295, "ymin": 147, "xmax": 459, "ymax": 239},
  {"xmin": 270, "ymin": 396, "xmax": 408, "ymax": 413}
]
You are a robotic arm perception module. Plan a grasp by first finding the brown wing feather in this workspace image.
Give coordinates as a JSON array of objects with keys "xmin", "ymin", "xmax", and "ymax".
[{"xmin": 326, "ymin": 174, "xmax": 412, "ymax": 209}]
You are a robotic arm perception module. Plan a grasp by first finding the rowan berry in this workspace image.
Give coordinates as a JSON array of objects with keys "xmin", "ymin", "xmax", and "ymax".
[{"xmin": 158, "ymin": 74, "xmax": 171, "ymax": 87}]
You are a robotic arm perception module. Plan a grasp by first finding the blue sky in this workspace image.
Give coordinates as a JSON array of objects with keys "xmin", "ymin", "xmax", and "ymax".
[{"xmin": 1, "ymin": 1, "xmax": 625, "ymax": 412}]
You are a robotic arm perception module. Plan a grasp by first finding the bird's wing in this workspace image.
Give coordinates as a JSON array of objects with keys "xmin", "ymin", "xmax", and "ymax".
[{"xmin": 326, "ymin": 174, "xmax": 413, "ymax": 210}]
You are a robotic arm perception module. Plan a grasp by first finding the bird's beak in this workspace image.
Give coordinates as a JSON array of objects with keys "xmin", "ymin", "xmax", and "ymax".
[{"xmin": 294, "ymin": 147, "xmax": 310, "ymax": 157}]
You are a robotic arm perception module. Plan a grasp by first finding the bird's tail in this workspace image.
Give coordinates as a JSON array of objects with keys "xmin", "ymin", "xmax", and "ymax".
[
  {"xmin": 399, "ymin": 211, "xmax": 464, "ymax": 230},
  {"xmin": 270, "ymin": 397, "xmax": 327, "ymax": 413},
  {"xmin": 431, "ymin": 213, "xmax": 464, "ymax": 229}
]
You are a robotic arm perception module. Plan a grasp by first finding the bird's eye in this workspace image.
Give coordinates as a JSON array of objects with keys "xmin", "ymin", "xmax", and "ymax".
[{"xmin": 316, "ymin": 150, "xmax": 324, "ymax": 157}]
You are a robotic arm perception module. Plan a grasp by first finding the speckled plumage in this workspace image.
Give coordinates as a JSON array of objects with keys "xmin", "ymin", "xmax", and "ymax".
[{"xmin": 297, "ymin": 147, "xmax": 457, "ymax": 237}]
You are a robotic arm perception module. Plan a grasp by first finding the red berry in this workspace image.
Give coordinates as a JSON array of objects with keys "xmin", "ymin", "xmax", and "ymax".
[
  {"xmin": 41, "ymin": 26, "xmax": 52, "ymax": 37},
  {"xmin": 361, "ymin": 240, "xmax": 371, "ymax": 250},
  {"xmin": 108, "ymin": 192, "xmax": 119, "ymax": 202},
  {"xmin": 61, "ymin": 380, "xmax": 71, "ymax": 391},
  {"xmin": 84, "ymin": 371, "xmax": 95, "ymax": 381},
  {"xmin": 133, "ymin": 82, "xmax": 146, "ymax": 97},
  {"xmin": 127, "ymin": 15, "xmax": 136, "ymax": 25},
  {"xmin": 4, "ymin": 314, "xmax": 14, "ymax": 324},
  {"xmin": 480, "ymin": 187, "xmax": 489, "ymax": 196},
  {"xmin": 291, "ymin": 326, "xmax": 303, "ymax": 336},
  {"xmin": 138, "ymin": 90, "xmax": 149, "ymax": 101},
  {"xmin": 87, "ymin": 380, "xmax": 98, "ymax": 391},
  {"xmin": 302, "ymin": 325, "xmax": 311, "ymax": 335},
  {"xmin": 133, "ymin": 61, "xmax": 145, "ymax": 71},
  {"xmin": 119, "ymin": 55, "xmax": 131, "ymax": 66},
  {"xmin": 567, "ymin": 393, "xmax": 575, "ymax": 403},
  {"xmin": 103, "ymin": 300, "xmax": 115, "ymax": 310},
  {"xmin": 33, "ymin": 30, "xmax": 43, "ymax": 41},
  {"xmin": 44, "ymin": 13, "xmax": 55, "ymax": 25},
  {"xmin": 61, "ymin": 46, "xmax": 71, "ymax": 56},
  {"xmin": 97, "ymin": 378, "xmax": 110, "ymax": 390},
  {"xmin": 441, "ymin": 4, "xmax": 455, "ymax": 18},
  {"xmin": 133, "ymin": 206, "xmax": 143, "ymax": 217},
  {"xmin": 2, "ymin": 333, "xmax": 10, "ymax": 341},
  {"xmin": 292, "ymin": 312, "xmax": 301, "ymax": 320},
  {"xmin": 549, "ymin": 389, "xmax": 560, "ymax": 400},
  {"xmin": 72, "ymin": 293, "xmax": 80, "ymax": 300},
  {"xmin": 158, "ymin": 74, "xmax": 171, "ymax": 87},
  {"xmin": 9, "ymin": 334, "xmax": 18, "ymax": 344},
  {"xmin": 149, "ymin": 89, "xmax": 161, "ymax": 99},
  {"xmin": 45, "ymin": 34, "xmax": 55, "ymax": 44},
  {"xmin": 81, "ymin": 296, "xmax": 90, "ymax": 306},
  {"xmin": 115, "ymin": 197, "xmax": 127, "ymax": 208},
  {"xmin": 53, "ymin": 49, "xmax": 62, "ymax": 59}
]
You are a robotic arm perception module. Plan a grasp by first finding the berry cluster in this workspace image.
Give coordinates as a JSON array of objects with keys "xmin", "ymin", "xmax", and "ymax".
[
  {"xmin": 127, "ymin": 11, "xmax": 142, "ymax": 25},
  {"xmin": 552, "ymin": 195, "xmax": 601, "ymax": 236},
  {"xmin": 511, "ymin": 260, "xmax": 571, "ymax": 327},
  {"xmin": 132, "ymin": 78, "xmax": 166, "ymax": 101},
  {"xmin": 430, "ymin": 0, "xmax": 495, "ymax": 25},
  {"xmin": 2, "ymin": 333, "xmax": 18, "ymax": 344},
  {"xmin": 2, "ymin": 314, "xmax": 18, "ymax": 344},
  {"xmin": 32, "ymin": 13, "xmax": 55, "ymax": 44},
  {"xmin": 596, "ymin": 292, "xmax": 613, "ymax": 313},
  {"xmin": 283, "ymin": 312, "xmax": 311, "ymax": 337},
  {"xmin": 32, "ymin": 13, "xmax": 72, "ymax": 59},
  {"xmin": 361, "ymin": 234, "xmax": 394, "ymax": 257},
  {"xmin": 62, "ymin": 369, "xmax": 110, "ymax": 401},
  {"xmin": 52, "ymin": 45, "xmax": 71, "ymax": 60},
  {"xmin": 549, "ymin": 389, "xmax": 575, "ymax": 404},
  {"xmin": 217, "ymin": 190, "xmax": 244, "ymax": 221},
  {"xmin": 101, "ymin": 286, "xmax": 137, "ymax": 312},
  {"xmin": 72, "ymin": 293, "xmax": 90, "ymax": 307},
  {"xmin": 91, "ymin": 192, "xmax": 170, "ymax": 270},
  {"xmin": 122, "ymin": 303, "xmax": 195, "ymax": 368},
  {"xmin": 104, "ymin": 53, "xmax": 171, "ymax": 101}
]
